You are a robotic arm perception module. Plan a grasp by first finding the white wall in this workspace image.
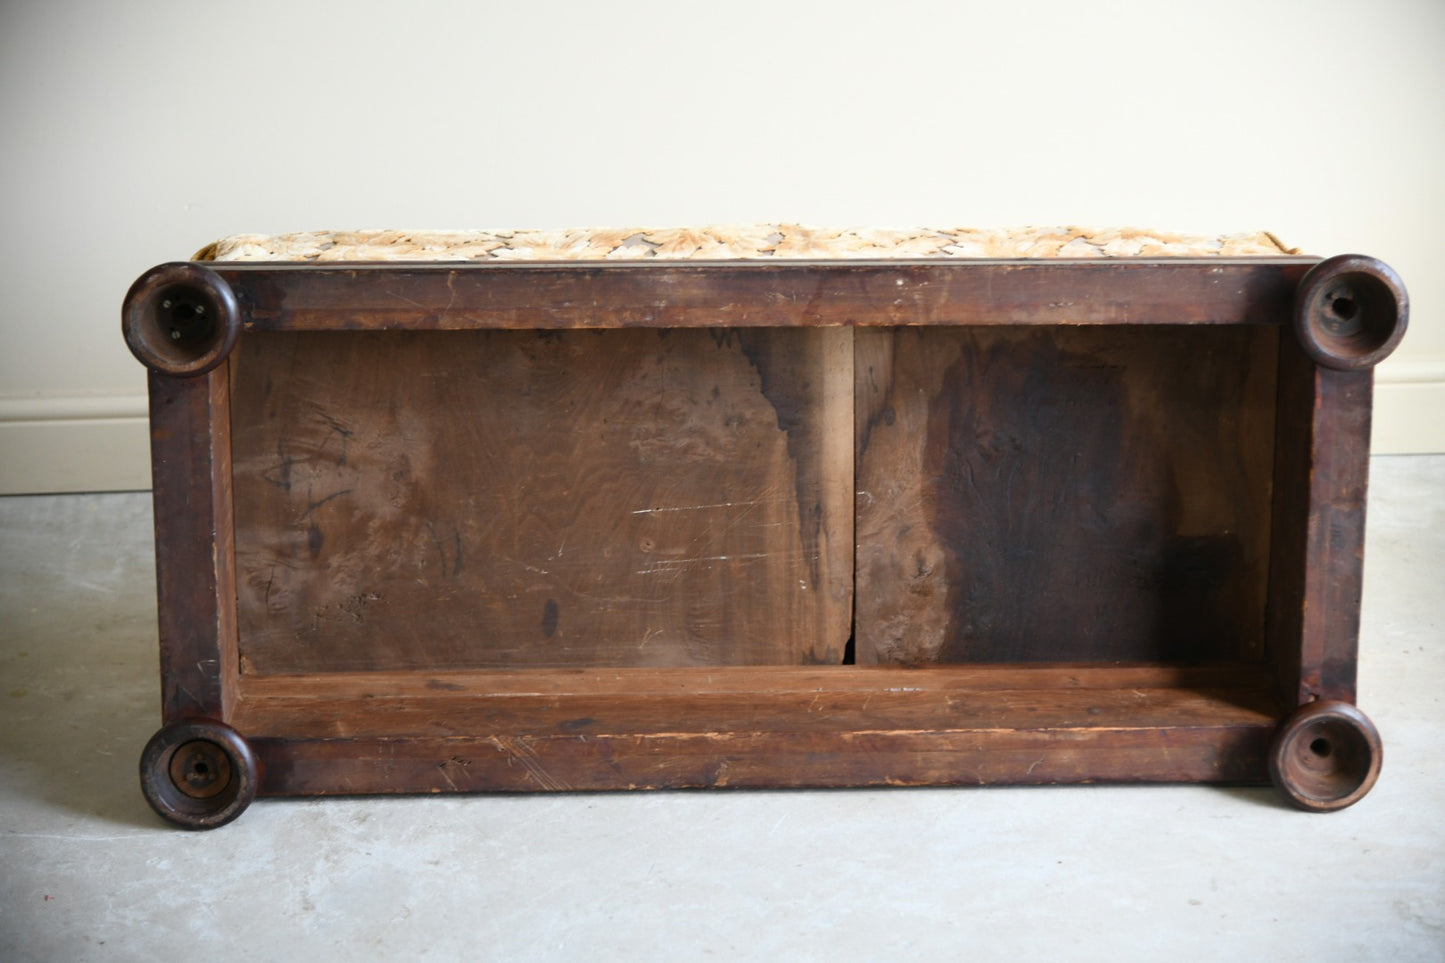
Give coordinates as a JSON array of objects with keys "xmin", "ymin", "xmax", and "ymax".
[{"xmin": 2, "ymin": 0, "xmax": 1442, "ymax": 493}]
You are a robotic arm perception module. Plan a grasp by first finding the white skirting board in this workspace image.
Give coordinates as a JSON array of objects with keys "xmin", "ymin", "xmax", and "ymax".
[
  {"xmin": 1372, "ymin": 362, "xmax": 1445, "ymax": 456},
  {"xmin": 0, "ymin": 396, "xmax": 151, "ymax": 495},
  {"xmin": 1, "ymin": 372, "xmax": 1441, "ymax": 495}
]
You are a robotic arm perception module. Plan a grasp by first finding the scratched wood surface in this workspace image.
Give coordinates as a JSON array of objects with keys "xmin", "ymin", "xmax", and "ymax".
[
  {"xmin": 233, "ymin": 664, "xmax": 1281, "ymax": 739},
  {"xmin": 228, "ymin": 665, "xmax": 1281, "ymax": 794},
  {"xmin": 207, "ymin": 260, "xmax": 1313, "ymax": 332},
  {"xmin": 1266, "ymin": 336, "xmax": 1373, "ymax": 705},
  {"xmin": 229, "ymin": 328, "xmax": 853, "ymax": 672},
  {"xmin": 148, "ymin": 366, "xmax": 239, "ymax": 722},
  {"xmin": 854, "ymin": 325, "xmax": 1279, "ymax": 665}
]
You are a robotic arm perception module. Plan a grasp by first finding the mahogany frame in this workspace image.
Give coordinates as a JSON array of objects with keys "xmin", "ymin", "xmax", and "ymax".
[{"xmin": 127, "ymin": 255, "xmax": 1405, "ymax": 826}]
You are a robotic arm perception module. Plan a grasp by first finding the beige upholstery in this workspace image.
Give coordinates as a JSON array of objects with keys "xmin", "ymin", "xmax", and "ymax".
[{"xmin": 197, "ymin": 226, "xmax": 1293, "ymax": 262}]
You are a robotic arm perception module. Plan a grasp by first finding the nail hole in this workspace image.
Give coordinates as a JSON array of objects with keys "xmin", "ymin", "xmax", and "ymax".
[{"xmin": 1309, "ymin": 737, "xmax": 1332, "ymax": 758}]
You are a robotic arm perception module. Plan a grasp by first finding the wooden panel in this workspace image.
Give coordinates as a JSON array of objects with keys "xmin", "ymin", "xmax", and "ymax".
[
  {"xmin": 250, "ymin": 726, "xmax": 1274, "ymax": 796},
  {"xmin": 228, "ymin": 328, "xmax": 852, "ymax": 672},
  {"xmin": 149, "ymin": 366, "xmax": 239, "ymax": 721},
  {"xmin": 855, "ymin": 325, "xmax": 1279, "ymax": 665},
  {"xmin": 233, "ymin": 664, "xmax": 1281, "ymax": 738},
  {"xmin": 213, "ymin": 259, "xmax": 1314, "ymax": 332},
  {"xmin": 230, "ymin": 666, "xmax": 1281, "ymax": 794},
  {"xmin": 1266, "ymin": 337, "xmax": 1373, "ymax": 705},
  {"xmin": 239, "ymin": 662, "xmax": 1270, "ymax": 701}
]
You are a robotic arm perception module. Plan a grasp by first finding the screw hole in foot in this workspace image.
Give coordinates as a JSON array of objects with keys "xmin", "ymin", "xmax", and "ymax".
[
  {"xmin": 141, "ymin": 721, "xmax": 258, "ymax": 829},
  {"xmin": 1269, "ymin": 701, "xmax": 1381, "ymax": 812},
  {"xmin": 122, "ymin": 263, "xmax": 239, "ymax": 377},
  {"xmin": 1293, "ymin": 255, "xmax": 1407, "ymax": 371},
  {"xmin": 1326, "ymin": 292, "xmax": 1358, "ymax": 328}
]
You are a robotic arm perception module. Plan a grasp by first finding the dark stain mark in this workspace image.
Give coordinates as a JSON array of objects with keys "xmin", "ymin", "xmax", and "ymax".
[
  {"xmin": 916, "ymin": 327, "xmax": 1264, "ymax": 665},
  {"xmin": 800, "ymin": 645, "xmax": 840, "ymax": 666},
  {"xmin": 426, "ymin": 678, "xmax": 466, "ymax": 691},
  {"xmin": 1159, "ymin": 535, "xmax": 1239, "ymax": 591},
  {"xmin": 425, "ymin": 523, "xmax": 464, "ymax": 578},
  {"xmin": 913, "ymin": 550, "xmax": 932, "ymax": 580},
  {"xmin": 425, "ymin": 523, "xmax": 446, "ymax": 574},
  {"xmin": 737, "ymin": 331, "xmax": 825, "ymax": 587},
  {"xmin": 856, "ymin": 369, "xmax": 895, "ymax": 457},
  {"xmin": 542, "ymin": 598, "xmax": 560, "ymax": 638},
  {"xmin": 559, "ymin": 717, "xmax": 594, "ymax": 732},
  {"xmin": 264, "ymin": 439, "xmax": 294, "ymax": 492},
  {"xmin": 312, "ymin": 412, "xmax": 354, "ymax": 467},
  {"xmin": 301, "ymin": 486, "xmax": 353, "ymax": 520},
  {"xmin": 306, "ymin": 522, "xmax": 324, "ymax": 558},
  {"xmin": 1156, "ymin": 534, "xmax": 1243, "ymax": 662},
  {"xmin": 317, "ymin": 411, "xmax": 354, "ymax": 438},
  {"xmin": 923, "ymin": 329, "xmax": 1162, "ymax": 662}
]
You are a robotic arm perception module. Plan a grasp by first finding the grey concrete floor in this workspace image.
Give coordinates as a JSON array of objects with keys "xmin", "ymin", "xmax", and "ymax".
[{"xmin": 1, "ymin": 457, "xmax": 1442, "ymax": 962}]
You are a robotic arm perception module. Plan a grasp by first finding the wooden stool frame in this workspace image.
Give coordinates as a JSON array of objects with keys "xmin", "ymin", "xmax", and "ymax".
[{"xmin": 124, "ymin": 253, "xmax": 1405, "ymax": 827}]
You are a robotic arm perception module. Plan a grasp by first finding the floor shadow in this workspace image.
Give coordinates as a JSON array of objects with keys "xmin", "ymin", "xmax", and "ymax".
[{"xmin": 1208, "ymin": 784, "xmax": 1294, "ymax": 812}]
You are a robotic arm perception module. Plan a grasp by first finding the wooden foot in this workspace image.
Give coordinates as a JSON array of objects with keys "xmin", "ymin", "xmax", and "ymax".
[
  {"xmin": 1292, "ymin": 254, "xmax": 1407, "ymax": 371},
  {"xmin": 139, "ymin": 720, "xmax": 259, "ymax": 829},
  {"xmin": 1269, "ymin": 701, "xmax": 1382, "ymax": 812},
  {"xmin": 122, "ymin": 262, "xmax": 240, "ymax": 377}
]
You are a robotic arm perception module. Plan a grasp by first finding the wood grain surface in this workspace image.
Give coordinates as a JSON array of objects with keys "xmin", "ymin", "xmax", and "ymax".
[
  {"xmin": 855, "ymin": 325, "xmax": 1279, "ymax": 665},
  {"xmin": 132, "ymin": 252, "xmax": 1399, "ymax": 813},
  {"xmin": 211, "ymin": 259, "xmax": 1313, "ymax": 331},
  {"xmin": 229, "ymin": 665, "xmax": 1281, "ymax": 794},
  {"xmin": 1266, "ymin": 336, "xmax": 1373, "ymax": 705},
  {"xmin": 149, "ymin": 365, "xmax": 239, "ymax": 721},
  {"xmin": 229, "ymin": 328, "xmax": 853, "ymax": 672}
]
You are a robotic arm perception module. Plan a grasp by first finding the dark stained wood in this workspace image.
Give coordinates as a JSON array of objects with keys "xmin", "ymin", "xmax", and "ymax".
[
  {"xmin": 855, "ymin": 325, "xmax": 1279, "ymax": 665},
  {"xmin": 1292, "ymin": 254, "xmax": 1409, "ymax": 371},
  {"xmin": 148, "ymin": 365, "xmax": 239, "ymax": 721},
  {"xmin": 1266, "ymin": 336, "xmax": 1373, "ymax": 705},
  {"xmin": 132, "ymin": 252, "xmax": 1397, "ymax": 822},
  {"xmin": 123, "ymin": 262, "xmax": 242, "ymax": 377},
  {"xmin": 240, "ymin": 661, "xmax": 1268, "ymax": 699},
  {"xmin": 231, "ymin": 664, "xmax": 1281, "ymax": 738},
  {"xmin": 228, "ymin": 328, "xmax": 853, "ymax": 671},
  {"xmin": 1269, "ymin": 700, "xmax": 1382, "ymax": 812},
  {"xmin": 250, "ymin": 725, "xmax": 1275, "ymax": 796},
  {"xmin": 232, "ymin": 665, "xmax": 1281, "ymax": 795},
  {"xmin": 211, "ymin": 259, "xmax": 1315, "ymax": 332},
  {"xmin": 1302, "ymin": 369, "xmax": 1373, "ymax": 700},
  {"xmin": 139, "ymin": 719, "xmax": 259, "ymax": 829}
]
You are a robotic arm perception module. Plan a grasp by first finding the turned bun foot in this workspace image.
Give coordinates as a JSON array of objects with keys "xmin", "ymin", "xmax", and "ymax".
[
  {"xmin": 1269, "ymin": 701, "xmax": 1382, "ymax": 812},
  {"xmin": 122, "ymin": 262, "xmax": 240, "ymax": 377},
  {"xmin": 1292, "ymin": 254, "xmax": 1407, "ymax": 371},
  {"xmin": 139, "ymin": 719, "xmax": 259, "ymax": 829}
]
